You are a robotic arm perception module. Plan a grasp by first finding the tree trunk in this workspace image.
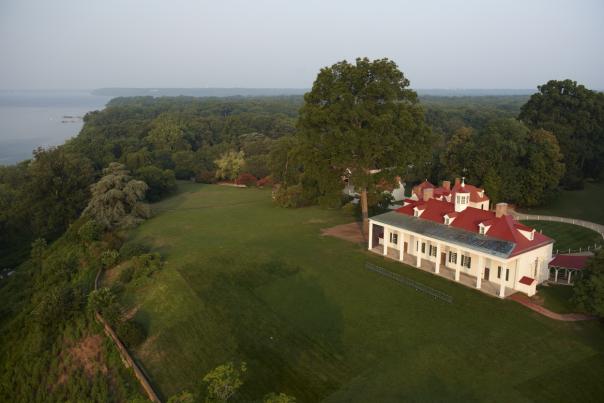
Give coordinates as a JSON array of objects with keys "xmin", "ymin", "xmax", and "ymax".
[{"xmin": 360, "ymin": 188, "xmax": 369, "ymax": 238}]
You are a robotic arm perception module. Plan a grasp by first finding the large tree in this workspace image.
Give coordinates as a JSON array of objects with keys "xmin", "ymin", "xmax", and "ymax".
[
  {"xmin": 297, "ymin": 57, "xmax": 433, "ymax": 233},
  {"xmin": 519, "ymin": 79, "xmax": 604, "ymax": 188},
  {"xmin": 573, "ymin": 250, "xmax": 604, "ymax": 318},
  {"xmin": 83, "ymin": 163, "xmax": 149, "ymax": 230}
]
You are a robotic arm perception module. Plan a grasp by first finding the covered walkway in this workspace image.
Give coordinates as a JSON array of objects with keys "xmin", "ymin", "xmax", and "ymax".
[{"xmin": 548, "ymin": 254, "xmax": 590, "ymax": 285}]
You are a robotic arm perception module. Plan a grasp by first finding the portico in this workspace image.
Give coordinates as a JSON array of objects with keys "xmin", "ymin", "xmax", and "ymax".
[{"xmin": 370, "ymin": 221, "xmax": 515, "ymax": 298}]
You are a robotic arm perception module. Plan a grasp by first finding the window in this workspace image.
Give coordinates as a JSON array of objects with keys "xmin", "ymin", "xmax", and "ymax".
[
  {"xmin": 448, "ymin": 251, "xmax": 457, "ymax": 264},
  {"xmin": 421, "ymin": 242, "xmax": 426, "ymax": 254},
  {"xmin": 497, "ymin": 266, "xmax": 502, "ymax": 279},
  {"xmin": 429, "ymin": 245, "xmax": 437, "ymax": 257},
  {"xmin": 505, "ymin": 269, "xmax": 509, "ymax": 281},
  {"xmin": 444, "ymin": 217, "xmax": 450, "ymax": 225},
  {"xmin": 414, "ymin": 209, "xmax": 419, "ymax": 217},
  {"xmin": 461, "ymin": 255, "xmax": 471, "ymax": 268},
  {"xmin": 479, "ymin": 225, "xmax": 485, "ymax": 235},
  {"xmin": 389, "ymin": 233, "xmax": 398, "ymax": 245}
]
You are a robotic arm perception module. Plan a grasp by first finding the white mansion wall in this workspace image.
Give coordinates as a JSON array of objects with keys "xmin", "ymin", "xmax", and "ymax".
[{"xmin": 510, "ymin": 243, "xmax": 553, "ymax": 284}]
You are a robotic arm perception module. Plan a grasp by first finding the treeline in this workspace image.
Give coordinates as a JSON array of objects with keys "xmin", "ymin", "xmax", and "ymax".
[{"xmin": 0, "ymin": 96, "xmax": 300, "ymax": 268}]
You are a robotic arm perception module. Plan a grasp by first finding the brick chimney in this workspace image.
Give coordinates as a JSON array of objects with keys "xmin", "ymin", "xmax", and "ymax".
[
  {"xmin": 495, "ymin": 202, "xmax": 508, "ymax": 218},
  {"xmin": 423, "ymin": 187, "xmax": 434, "ymax": 201},
  {"xmin": 442, "ymin": 180, "xmax": 451, "ymax": 191},
  {"xmin": 454, "ymin": 177, "xmax": 461, "ymax": 188}
]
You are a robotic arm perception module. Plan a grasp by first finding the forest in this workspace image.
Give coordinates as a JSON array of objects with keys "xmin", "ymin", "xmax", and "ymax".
[{"xmin": 1, "ymin": 78, "xmax": 603, "ymax": 402}]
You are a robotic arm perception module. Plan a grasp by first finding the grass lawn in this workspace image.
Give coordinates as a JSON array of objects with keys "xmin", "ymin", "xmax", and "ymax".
[
  {"xmin": 520, "ymin": 181, "xmax": 604, "ymax": 225},
  {"xmin": 535, "ymin": 285, "xmax": 576, "ymax": 314},
  {"xmin": 118, "ymin": 183, "xmax": 604, "ymax": 402},
  {"xmin": 521, "ymin": 220, "xmax": 602, "ymax": 253}
]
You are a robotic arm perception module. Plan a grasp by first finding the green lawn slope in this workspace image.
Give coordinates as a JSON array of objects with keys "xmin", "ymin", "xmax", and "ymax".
[
  {"xmin": 118, "ymin": 184, "xmax": 604, "ymax": 402},
  {"xmin": 521, "ymin": 220, "xmax": 602, "ymax": 252}
]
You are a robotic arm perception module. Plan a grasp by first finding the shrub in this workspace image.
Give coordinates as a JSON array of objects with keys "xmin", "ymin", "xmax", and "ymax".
[
  {"xmin": 77, "ymin": 220, "xmax": 101, "ymax": 243},
  {"xmin": 115, "ymin": 319, "xmax": 147, "ymax": 348},
  {"xmin": 235, "ymin": 172, "xmax": 258, "ymax": 186},
  {"xmin": 119, "ymin": 242, "xmax": 150, "ymax": 260},
  {"xmin": 195, "ymin": 170, "xmax": 217, "ymax": 184},
  {"xmin": 256, "ymin": 176, "xmax": 274, "ymax": 187},
  {"xmin": 131, "ymin": 253, "xmax": 163, "ymax": 279},
  {"xmin": 100, "ymin": 250, "xmax": 119, "ymax": 269}
]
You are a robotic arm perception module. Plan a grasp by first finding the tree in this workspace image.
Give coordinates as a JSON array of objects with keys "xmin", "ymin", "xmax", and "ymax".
[
  {"xmin": 83, "ymin": 163, "xmax": 150, "ymax": 230},
  {"xmin": 135, "ymin": 166, "xmax": 177, "ymax": 202},
  {"xmin": 519, "ymin": 80, "xmax": 604, "ymax": 188},
  {"xmin": 573, "ymin": 250, "xmax": 604, "ymax": 318},
  {"xmin": 23, "ymin": 147, "xmax": 95, "ymax": 240},
  {"xmin": 146, "ymin": 113, "xmax": 191, "ymax": 152},
  {"xmin": 214, "ymin": 150, "xmax": 245, "ymax": 181},
  {"xmin": 297, "ymin": 57, "xmax": 433, "ymax": 233},
  {"xmin": 202, "ymin": 361, "xmax": 246, "ymax": 402},
  {"xmin": 87, "ymin": 288, "xmax": 120, "ymax": 324},
  {"xmin": 440, "ymin": 126, "xmax": 474, "ymax": 178}
]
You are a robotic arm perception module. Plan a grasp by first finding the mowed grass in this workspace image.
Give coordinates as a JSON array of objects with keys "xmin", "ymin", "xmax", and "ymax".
[
  {"xmin": 121, "ymin": 184, "xmax": 604, "ymax": 402},
  {"xmin": 536, "ymin": 285, "xmax": 576, "ymax": 314},
  {"xmin": 520, "ymin": 181, "xmax": 604, "ymax": 225},
  {"xmin": 521, "ymin": 220, "xmax": 603, "ymax": 252}
]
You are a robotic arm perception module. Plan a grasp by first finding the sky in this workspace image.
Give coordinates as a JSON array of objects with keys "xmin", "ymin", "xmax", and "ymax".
[{"xmin": 0, "ymin": 0, "xmax": 602, "ymax": 90}]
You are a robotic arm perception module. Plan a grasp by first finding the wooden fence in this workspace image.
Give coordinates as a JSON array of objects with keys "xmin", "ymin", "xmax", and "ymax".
[
  {"xmin": 94, "ymin": 267, "xmax": 161, "ymax": 403},
  {"xmin": 365, "ymin": 262, "xmax": 453, "ymax": 303}
]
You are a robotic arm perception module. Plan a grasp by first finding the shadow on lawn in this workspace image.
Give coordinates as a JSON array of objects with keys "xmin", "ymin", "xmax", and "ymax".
[{"xmin": 185, "ymin": 256, "xmax": 349, "ymax": 401}]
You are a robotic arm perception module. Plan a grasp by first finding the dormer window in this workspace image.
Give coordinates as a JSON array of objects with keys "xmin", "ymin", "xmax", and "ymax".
[
  {"xmin": 444, "ymin": 217, "xmax": 450, "ymax": 225},
  {"xmin": 414, "ymin": 208, "xmax": 419, "ymax": 217},
  {"xmin": 478, "ymin": 222, "xmax": 490, "ymax": 235}
]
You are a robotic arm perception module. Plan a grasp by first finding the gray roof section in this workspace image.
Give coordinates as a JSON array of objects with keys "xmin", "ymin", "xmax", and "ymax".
[{"xmin": 370, "ymin": 211, "xmax": 515, "ymax": 258}]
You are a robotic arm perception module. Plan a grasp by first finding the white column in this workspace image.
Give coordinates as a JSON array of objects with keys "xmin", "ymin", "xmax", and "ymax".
[
  {"xmin": 476, "ymin": 255, "xmax": 483, "ymax": 289},
  {"xmin": 399, "ymin": 232, "xmax": 405, "ymax": 261},
  {"xmin": 435, "ymin": 243, "xmax": 441, "ymax": 274},
  {"xmin": 499, "ymin": 266, "xmax": 506, "ymax": 298},
  {"xmin": 568, "ymin": 270, "xmax": 573, "ymax": 284},
  {"xmin": 383, "ymin": 227, "xmax": 388, "ymax": 256},
  {"xmin": 368, "ymin": 221, "xmax": 373, "ymax": 250},
  {"xmin": 455, "ymin": 249, "xmax": 461, "ymax": 281},
  {"xmin": 416, "ymin": 237, "xmax": 422, "ymax": 268},
  {"xmin": 554, "ymin": 269, "xmax": 559, "ymax": 283}
]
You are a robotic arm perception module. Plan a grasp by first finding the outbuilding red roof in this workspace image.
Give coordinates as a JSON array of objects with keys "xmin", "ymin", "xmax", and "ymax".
[
  {"xmin": 412, "ymin": 179, "xmax": 489, "ymax": 203},
  {"xmin": 549, "ymin": 255, "xmax": 590, "ymax": 270},
  {"xmin": 395, "ymin": 198, "xmax": 553, "ymax": 257},
  {"xmin": 519, "ymin": 276, "xmax": 535, "ymax": 286}
]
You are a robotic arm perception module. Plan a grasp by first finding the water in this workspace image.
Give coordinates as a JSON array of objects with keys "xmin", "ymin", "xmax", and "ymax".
[{"xmin": 0, "ymin": 90, "xmax": 111, "ymax": 165}]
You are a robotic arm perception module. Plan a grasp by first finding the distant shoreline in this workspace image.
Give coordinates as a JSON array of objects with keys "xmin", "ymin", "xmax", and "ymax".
[{"xmin": 91, "ymin": 87, "xmax": 537, "ymax": 98}]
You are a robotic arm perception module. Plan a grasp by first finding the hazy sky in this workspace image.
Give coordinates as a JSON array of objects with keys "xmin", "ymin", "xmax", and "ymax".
[{"xmin": 1, "ymin": 0, "xmax": 602, "ymax": 90}]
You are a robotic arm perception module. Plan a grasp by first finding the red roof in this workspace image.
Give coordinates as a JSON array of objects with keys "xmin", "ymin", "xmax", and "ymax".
[
  {"xmin": 519, "ymin": 276, "xmax": 535, "ymax": 286},
  {"xmin": 395, "ymin": 198, "xmax": 553, "ymax": 257},
  {"xmin": 451, "ymin": 182, "xmax": 489, "ymax": 203},
  {"xmin": 549, "ymin": 255, "xmax": 590, "ymax": 270},
  {"xmin": 413, "ymin": 179, "xmax": 489, "ymax": 203}
]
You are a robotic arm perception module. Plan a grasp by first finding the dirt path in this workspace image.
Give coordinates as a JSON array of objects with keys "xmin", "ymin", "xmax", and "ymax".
[
  {"xmin": 321, "ymin": 221, "xmax": 366, "ymax": 244},
  {"xmin": 508, "ymin": 293, "xmax": 596, "ymax": 321}
]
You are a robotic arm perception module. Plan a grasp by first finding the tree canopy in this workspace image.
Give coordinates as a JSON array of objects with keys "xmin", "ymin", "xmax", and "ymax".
[
  {"xmin": 297, "ymin": 57, "xmax": 434, "ymax": 231},
  {"xmin": 83, "ymin": 163, "xmax": 149, "ymax": 230},
  {"xmin": 519, "ymin": 79, "xmax": 604, "ymax": 188}
]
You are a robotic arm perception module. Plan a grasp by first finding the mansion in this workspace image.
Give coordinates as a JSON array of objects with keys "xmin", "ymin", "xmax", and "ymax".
[{"xmin": 368, "ymin": 178, "xmax": 554, "ymax": 297}]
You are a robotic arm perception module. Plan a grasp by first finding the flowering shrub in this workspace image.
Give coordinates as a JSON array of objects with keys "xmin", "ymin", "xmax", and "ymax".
[
  {"xmin": 235, "ymin": 172, "xmax": 258, "ymax": 186},
  {"xmin": 256, "ymin": 176, "xmax": 274, "ymax": 187}
]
